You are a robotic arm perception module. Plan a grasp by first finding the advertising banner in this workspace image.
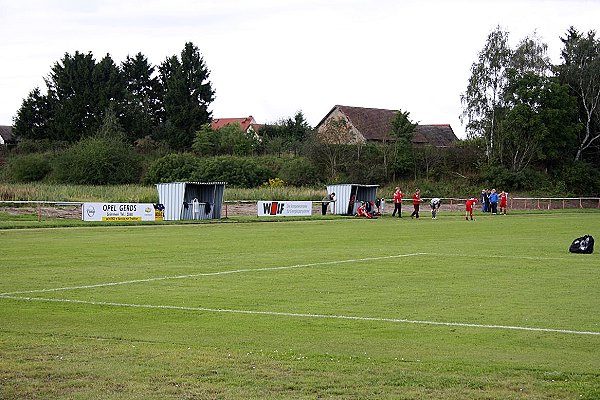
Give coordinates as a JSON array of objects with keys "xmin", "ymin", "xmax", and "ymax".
[
  {"xmin": 257, "ymin": 201, "xmax": 312, "ymax": 217},
  {"xmin": 82, "ymin": 203, "xmax": 158, "ymax": 222}
]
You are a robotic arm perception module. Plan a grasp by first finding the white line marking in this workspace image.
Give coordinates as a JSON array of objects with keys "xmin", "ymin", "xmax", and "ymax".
[
  {"xmin": 424, "ymin": 253, "xmax": 575, "ymax": 261},
  {"xmin": 1, "ymin": 295, "xmax": 598, "ymax": 336},
  {"xmin": 0, "ymin": 252, "xmax": 426, "ymax": 296}
]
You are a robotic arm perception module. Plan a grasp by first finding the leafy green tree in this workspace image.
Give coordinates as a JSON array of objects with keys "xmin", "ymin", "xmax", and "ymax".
[
  {"xmin": 461, "ymin": 26, "xmax": 511, "ymax": 162},
  {"xmin": 192, "ymin": 123, "xmax": 258, "ymax": 156},
  {"xmin": 191, "ymin": 124, "xmax": 217, "ymax": 156},
  {"xmin": 498, "ymin": 72, "xmax": 579, "ymax": 171},
  {"xmin": 218, "ymin": 123, "xmax": 259, "ymax": 156},
  {"xmin": 158, "ymin": 42, "xmax": 215, "ymax": 150},
  {"xmin": 557, "ymin": 27, "xmax": 600, "ymax": 161}
]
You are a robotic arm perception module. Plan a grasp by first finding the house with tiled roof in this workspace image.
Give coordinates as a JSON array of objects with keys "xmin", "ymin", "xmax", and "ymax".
[
  {"xmin": 0, "ymin": 126, "xmax": 16, "ymax": 145},
  {"xmin": 210, "ymin": 116, "xmax": 261, "ymax": 137},
  {"xmin": 315, "ymin": 105, "xmax": 457, "ymax": 147}
]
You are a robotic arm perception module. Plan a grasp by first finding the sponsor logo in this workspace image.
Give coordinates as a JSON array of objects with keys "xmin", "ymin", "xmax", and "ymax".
[{"xmin": 265, "ymin": 202, "xmax": 285, "ymax": 215}]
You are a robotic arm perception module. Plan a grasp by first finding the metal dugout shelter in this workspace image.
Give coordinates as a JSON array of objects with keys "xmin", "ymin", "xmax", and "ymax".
[
  {"xmin": 156, "ymin": 182, "xmax": 226, "ymax": 221},
  {"xmin": 325, "ymin": 184, "xmax": 380, "ymax": 215}
]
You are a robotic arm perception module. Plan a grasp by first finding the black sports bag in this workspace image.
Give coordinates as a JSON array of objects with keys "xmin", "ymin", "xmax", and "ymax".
[{"xmin": 569, "ymin": 235, "xmax": 594, "ymax": 254}]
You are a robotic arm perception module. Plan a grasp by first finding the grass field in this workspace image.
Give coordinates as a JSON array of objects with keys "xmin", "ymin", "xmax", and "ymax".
[{"xmin": 1, "ymin": 211, "xmax": 599, "ymax": 399}]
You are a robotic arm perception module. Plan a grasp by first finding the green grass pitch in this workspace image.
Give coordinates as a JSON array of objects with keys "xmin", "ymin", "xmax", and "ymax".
[{"xmin": 1, "ymin": 211, "xmax": 599, "ymax": 399}]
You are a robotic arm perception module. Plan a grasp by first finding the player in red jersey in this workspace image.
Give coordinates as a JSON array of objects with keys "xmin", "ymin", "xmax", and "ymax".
[
  {"xmin": 465, "ymin": 197, "xmax": 478, "ymax": 220},
  {"xmin": 392, "ymin": 187, "xmax": 404, "ymax": 218},
  {"xmin": 410, "ymin": 188, "xmax": 421, "ymax": 219},
  {"xmin": 355, "ymin": 202, "xmax": 373, "ymax": 219},
  {"xmin": 499, "ymin": 191, "xmax": 508, "ymax": 215}
]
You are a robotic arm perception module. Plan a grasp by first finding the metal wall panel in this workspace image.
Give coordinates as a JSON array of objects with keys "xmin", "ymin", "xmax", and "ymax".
[
  {"xmin": 326, "ymin": 184, "xmax": 379, "ymax": 215},
  {"xmin": 156, "ymin": 182, "xmax": 226, "ymax": 221},
  {"xmin": 156, "ymin": 182, "xmax": 186, "ymax": 220}
]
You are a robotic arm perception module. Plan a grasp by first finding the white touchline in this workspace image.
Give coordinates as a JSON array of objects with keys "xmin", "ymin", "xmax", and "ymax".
[
  {"xmin": 1, "ymin": 294, "xmax": 598, "ymax": 336},
  {"xmin": 425, "ymin": 253, "xmax": 575, "ymax": 261},
  {"xmin": 0, "ymin": 252, "xmax": 427, "ymax": 296}
]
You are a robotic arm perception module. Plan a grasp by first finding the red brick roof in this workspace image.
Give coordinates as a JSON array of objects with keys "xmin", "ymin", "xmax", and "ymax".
[{"xmin": 210, "ymin": 116, "xmax": 256, "ymax": 132}]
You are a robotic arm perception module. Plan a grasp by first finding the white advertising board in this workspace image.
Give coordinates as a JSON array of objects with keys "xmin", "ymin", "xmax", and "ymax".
[
  {"xmin": 82, "ymin": 203, "xmax": 158, "ymax": 222},
  {"xmin": 257, "ymin": 201, "xmax": 312, "ymax": 217}
]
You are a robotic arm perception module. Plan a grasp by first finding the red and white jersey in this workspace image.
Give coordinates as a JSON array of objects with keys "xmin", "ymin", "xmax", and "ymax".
[
  {"xmin": 500, "ymin": 191, "xmax": 507, "ymax": 205},
  {"xmin": 412, "ymin": 192, "xmax": 421, "ymax": 205},
  {"xmin": 465, "ymin": 197, "xmax": 478, "ymax": 210},
  {"xmin": 393, "ymin": 191, "xmax": 403, "ymax": 204}
]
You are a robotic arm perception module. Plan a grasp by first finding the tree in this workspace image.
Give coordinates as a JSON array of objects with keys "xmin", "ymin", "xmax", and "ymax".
[
  {"xmin": 498, "ymin": 72, "xmax": 579, "ymax": 171},
  {"xmin": 158, "ymin": 42, "xmax": 215, "ymax": 150},
  {"xmin": 461, "ymin": 26, "xmax": 511, "ymax": 162},
  {"xmin": 192, "ymin": 123, "xmax": 258, "ymax": 156},
  {"xmin": 121, "ymin": 52, "xmax": 162, "ymax": 141},
  {"xmin": 13, "ymin": 88, "xmax": 54, "ymax": 140},
  {"xmin": 15, "ymin": 51, "xmax": 128, "ymax": 143},
  {"xmin": 259, "ymin": 111, "xmax": 311, "ymax": 156},
  {"xmin": 557, "ymin": 27, "xmax": 600, "ymax": 161},
  {"xmin": 93, "ymin": 54, "xmax": 126, "ymax": 128},
  {"xmin": 313, "ymin": 117, "xmax": 353, "ymax": 180},
  {"xmin": 389, "ymin": 110, "xmax": 417, "ymax": 180},
  {"xmin": 45, "ymin": 51, "xmax": 102, "ymax": 141}
]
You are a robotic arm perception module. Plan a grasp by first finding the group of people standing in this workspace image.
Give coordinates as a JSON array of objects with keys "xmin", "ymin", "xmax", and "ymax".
[
  {"xmin": 391, "ymin": 187, "xmax": 508, "ymax": 221},
  {"xmin": 324, "ymin": 187, "xmax": 508, "ymax": 220},
  {"xmin": 391, "ymin": 187, "xmax": 423, "ymax": 219},
  {"xmin": 480, "ymin": 189, "xmax": 508, "ymax": 215}
]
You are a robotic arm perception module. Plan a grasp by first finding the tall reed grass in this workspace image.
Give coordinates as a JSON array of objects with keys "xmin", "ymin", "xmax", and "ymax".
[
  {"xmin": 0, "ymin": 183, "xmax": 158, "ymax": 203},
  {"xmin": 0, "ymin": 183, "xmax": 328, "ymax": 203}
]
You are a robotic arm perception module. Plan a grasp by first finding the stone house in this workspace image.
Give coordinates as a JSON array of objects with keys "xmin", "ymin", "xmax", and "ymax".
[{"xmin": 315, "ymin": 105, "xmax": 457, "ymax": 147}]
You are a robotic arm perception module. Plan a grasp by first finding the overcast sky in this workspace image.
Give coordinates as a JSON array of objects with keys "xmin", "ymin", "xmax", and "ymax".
[{"xmin": 1, "ymin": 0, "xmax": 599, "ymax": 138}]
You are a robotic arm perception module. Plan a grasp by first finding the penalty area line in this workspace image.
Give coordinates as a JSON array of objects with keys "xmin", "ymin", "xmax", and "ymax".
[
  {"xmin": 1, "ymin": 295, "xmax": 599, "ymax": 336},
  {"xmin": 0, "ymin": 252, "xmax": 426, "ymax": 296}
]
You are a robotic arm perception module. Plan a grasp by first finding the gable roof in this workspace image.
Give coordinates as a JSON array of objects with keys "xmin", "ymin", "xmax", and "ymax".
[
  {"xmin": 0, "ymin": 126, "xmax": 15, "ymax": 144},
  {"xmin": 316, "ymin": 105, "xmax": 457, "ymax": 146},
  {"xmin": 211, "ymin": 116, "xmax": 257, "ymax": 132},
  {"xmin": 412, "ymin": 124, "xmax": 457, "ymax": 147}
]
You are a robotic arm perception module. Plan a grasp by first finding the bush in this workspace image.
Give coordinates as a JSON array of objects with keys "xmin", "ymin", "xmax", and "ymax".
[
  {"xmin": 5, "ymin": 153, "xmax": 52, "ymax": 182},
  {"xmin": 194, "ymin": 156, "xmax": 274, "ymax": 188},
  {"xmin": 52, "ymin": 136, "xmax": 142, "ymax": 184},
  {"xmin": 556, "ymin": 162, "xmax": 600, "ymax": 196},
  {"xmin": 278, "ymin": 157, "xmax": 321, "ymax": 186},
  {"xmin": 481, "ymin": 165, "xmax": 549, "ymax": 191},
  {"xmin": 145, "ymin": 154, "xmax": 276, "ymax": 187},
  {"xmin": 143, "ymin": 153, "xmax": 202, "ymax": 184}
]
